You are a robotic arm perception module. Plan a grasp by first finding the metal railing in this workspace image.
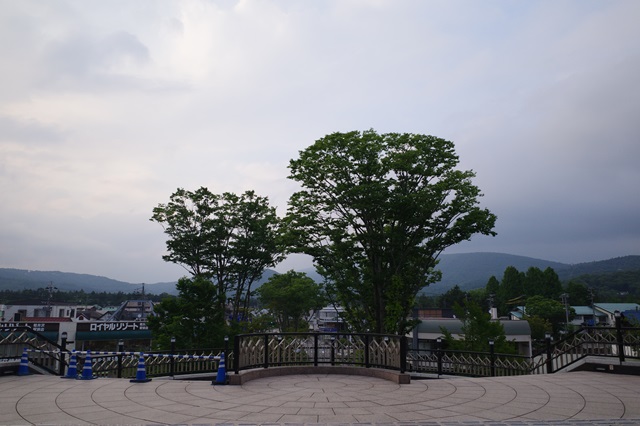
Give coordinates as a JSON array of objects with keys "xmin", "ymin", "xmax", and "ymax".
[
  {"xmin": 407, "ymin": 347, "xmax": 539, "ymax": 377},
  {"xmin": 1, "ymin": 326, "xmax": 227, "ymax": 378},
  {"xmin": 233, "ymin": 332, "xmax": 407, "ymax": 373},
  {"xmin": 87, "ymin": 350, "xmax": 225, "ymax": 378},
  {"xmin": 4, "ymin": 324, "xmax": 640, "ymax": 380},
  {"xmin": 1, "ymin": 326, "xmax": 66, "ymax": 375},
  {"xmin": 532, "ymin": 325, "xmax": 640, "ymax": 374}
]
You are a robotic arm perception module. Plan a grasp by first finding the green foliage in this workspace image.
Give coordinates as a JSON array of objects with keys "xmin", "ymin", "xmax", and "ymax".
[
  {"xmin": 565, "ymin": 280, "xmax": 592, "ymax": 305},
  {"xmin": 243, "ymin": 312, "xmax": 277, "ymax": 333},
  {"xmin": 147, "ymin": 276, "xmax": 226, "ymax": 349},
  {"xmin": 489, "ymin": 266, "xmax": 564, "ymax": 316},
  {"xmin": 524, "ymin": 295, "xmax": 572, "ymax": 334},
  {"xmin": 256, "ymin": 270, "xmax": 326, "ymax": 332},
  {"xmin": 438, "ymin": 285, "xmax": 468, "ymax": 309},
  {"xmin": 151, "ymin": 187, "xmax": 285, "ymax": 328},
  {"xmin": 441, "ymin": 300, "xmax": 515, "ymax": 354},
  {"xmin": 285, "ymin": 130, "xmax": 496, "ymax": 334},
  {"xmin": 414, "ymin": 293, "xmax": 436, "ymax": 309},
  {"xmin": 572, "ymin": 270, "xmax": 640, "ymax": 302},
  {"xmin": 497, "ymin": 266, "xmax": 525, "ymax": 314},
  {"xmin": 526, "ymin": 315, "xmax": 553, "ymax": 341}
]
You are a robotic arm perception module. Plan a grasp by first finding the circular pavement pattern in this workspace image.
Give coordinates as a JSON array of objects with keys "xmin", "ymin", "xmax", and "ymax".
[{"xmin": 1, "ymin": 371, "xmax": 640, "ymax": 425}]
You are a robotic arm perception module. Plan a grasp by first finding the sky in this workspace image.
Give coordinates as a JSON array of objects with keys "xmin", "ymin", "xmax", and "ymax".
[{"xmin": 1, "ymin": 0, "xmax": 639, "ymax": 284}]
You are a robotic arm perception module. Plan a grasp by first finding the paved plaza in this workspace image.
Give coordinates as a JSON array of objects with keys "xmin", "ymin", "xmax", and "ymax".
[{"xmin": 1, "ymin": 371, "xmax": 640, "ymax": 425}]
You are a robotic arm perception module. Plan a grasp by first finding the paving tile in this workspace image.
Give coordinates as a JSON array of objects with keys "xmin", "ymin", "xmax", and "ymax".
[{"xmin": 3, "ymin": 372, "xmax": 640, "ymax": 425}]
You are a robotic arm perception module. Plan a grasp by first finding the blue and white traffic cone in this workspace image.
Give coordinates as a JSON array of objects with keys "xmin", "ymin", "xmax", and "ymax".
[
  {"xmin": 17, "ymin": 348, "xmax": 30, "ymax": 376},
  {"xmin": 213, "ymin": 352, "xmax": 227, "ymax": 385},
  {"xmin": 62, "ymin": 350, "xmax": 78, "ymax": 379},
  {"xmin": 129, "ymin": 352, "xmax": 151, "ymax": 383},
  {"xmin": 78, "ymin": 350, "xmax": 95, "ymax": 380}
]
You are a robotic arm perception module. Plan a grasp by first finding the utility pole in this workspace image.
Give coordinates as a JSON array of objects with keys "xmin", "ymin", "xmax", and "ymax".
[{"xmin": 44, "ymin": 282, "xmax": 58, "ymax": 317}]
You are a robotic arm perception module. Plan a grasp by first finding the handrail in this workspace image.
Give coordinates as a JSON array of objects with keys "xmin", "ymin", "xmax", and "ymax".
[
  {"xmin": 234, "ymin": 332, "xmax": 407, "ymax": 374},
  {"xmin": 5, "ymin": 325, "xmax": 640, "ymax": 379}
]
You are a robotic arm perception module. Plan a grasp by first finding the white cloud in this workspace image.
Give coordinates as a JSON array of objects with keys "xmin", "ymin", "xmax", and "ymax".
[{"xmin": 1, "ymin": 0, "xmax": 638, "ymax": 282}]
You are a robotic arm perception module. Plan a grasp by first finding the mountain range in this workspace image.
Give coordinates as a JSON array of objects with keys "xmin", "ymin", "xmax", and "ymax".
[{"xmin": 1, "ymin": 253, "xmax": 639, "ymax": 296}]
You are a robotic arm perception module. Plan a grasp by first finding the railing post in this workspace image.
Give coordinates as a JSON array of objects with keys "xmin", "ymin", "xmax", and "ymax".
[
  {"xmin": 364, "ymin": 334, "xmax": 370, "ymax": 368},
  {"xmin": 436, "ymin": 337, "xmax": 442, "ymax": 376},
  {"xmin": 400, "ymin": 337, "xmax": 407, "ymax": 373},
  {"xmin": 489, "ymin": 339, "xmax": 495, "ymax": 377},
  {"xmin": 330, "ymin": 335, "xmax": 336, "ymax": 366},
  {"xmin": 223, "ymin": 335, "xmax": 229, "ymax": 372},
  {"xmin": 234, "ymin": 335, "xmax": 240, "ymax": 374},
  {"xmin": 545, "ymin": 332, "xmax": 553, "ymax": 374},
  {"xmin": 117, "ymin": 340, "xmax": 124, "ymax": 378},
  {"xmin": 615, "ymin": 310, "xmax": 625, "ymax": 362},
  {"xmin": 59, "ymin": 332, "xmax": 68, "ymax": 377},
  {"xmin": 263, "ymin": 334, "xmax": 270, "ymax": 369},
  {"xmin": 170, "ymin": 337, "xmax": 176, "ymax": 377},
  {"xmin": 314, "ymin": 333, "xmax": 319, "ymax": 366}
]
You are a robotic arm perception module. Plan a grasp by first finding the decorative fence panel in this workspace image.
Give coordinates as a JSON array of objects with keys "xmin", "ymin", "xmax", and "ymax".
[
  {"xmin": 234, "ymin": 332, "xmax": 406, "ymax": 373},
  {"xmin": 406, "ymin": 349, "xmax": 535, "ymax": 377},
  {"xmin": 4, "ymin": 325, "xmax": 640, "ymax": 380},
  {"xmin": 0, "ymin": 326, "xmax": 65, "ymax": 374}
]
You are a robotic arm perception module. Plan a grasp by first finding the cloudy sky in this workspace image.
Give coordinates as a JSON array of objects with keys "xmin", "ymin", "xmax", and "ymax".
[{"xmin": 1, "ymin": 0, "xmax": 638, "ymax": 284}]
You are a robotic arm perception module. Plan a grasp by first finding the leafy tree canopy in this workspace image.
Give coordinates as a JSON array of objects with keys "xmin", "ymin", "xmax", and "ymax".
[
  {"xmin": 524, "ymin": 295, "xmax": 572, "ymax": 330},
  {"xmin": 147, "ymin": 276, "xmax": 225, "ymax": 349},
  {"xmin": 285, "ymin": 130, "xmax": 496, "ymax": 334},
  {"xmin": 489, "ymin": 266, "xmax": 563, "ymax": 316},
  {"xmin": 150, "ymin": 187, "xmax": 284, "ymax": 327},
  {"xmin": 256, "ymin": 270, "xmax": 326, "ymax": 332}
]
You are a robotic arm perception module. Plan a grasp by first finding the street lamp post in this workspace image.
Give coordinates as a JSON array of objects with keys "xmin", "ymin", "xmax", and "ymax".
[
  {"xmin": 614, "ymin": 310, "xmax": 625, "ymax": 362},
  {"xmin": 117, "ymin": 340, "xmax": 124, "ymax": 378},
  {"xmin": 545, "ymin": 332, "xmax": 553, "ymax": 374},
  {"xmin": 170, "ymin": 337, "xmax": 176, "ymax": 377}
]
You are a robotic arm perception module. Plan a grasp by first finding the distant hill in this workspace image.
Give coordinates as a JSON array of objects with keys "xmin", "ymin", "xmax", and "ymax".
[
  {"xmin": 432, "ymin": 252, "xmax": 570, "ymax": 293},
  {"xmin": 0, "ymin": 267, "xmax": 279, "ymax": 295},
  {"xmin": 0, "ymin": 268, "xmax": 141, "ymax": 293},
  {"xmin": 429, "ymin": 253, "xmax": 640, "ymax": 294},
  {"xmin": 1, "ymin": 254, "xmax": 638, "ymax": 296}
]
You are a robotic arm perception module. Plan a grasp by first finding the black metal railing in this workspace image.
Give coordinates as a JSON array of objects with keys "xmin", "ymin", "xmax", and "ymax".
[
  {"xmin": 233, "ymin": 332, "xmax": 407, "ymax": 374},
  {"xmin": 407, "ymin": 347, "xmax": 537, "ymax": 377},
  {"xmin": 0, "ymin": 326, "xmax": 67, "ymax": 375},
  {"xmin": 531, "ymin": 325, "xmax": 640, "ymax": 374},
  {"xmin": 86, "ymin": 349, "xmax": 225, "ymax": 378},
  {"xmin": 4, "ymin": 323, "xmax": 640, "ymax": 380}
]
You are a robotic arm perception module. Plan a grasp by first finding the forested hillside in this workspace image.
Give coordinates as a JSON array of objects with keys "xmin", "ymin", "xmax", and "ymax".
[{"xmin": 1, "ymin": 254, "xmax": 638, "ymax": 299}]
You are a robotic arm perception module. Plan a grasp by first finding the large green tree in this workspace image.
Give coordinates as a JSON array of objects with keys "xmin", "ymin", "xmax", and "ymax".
[
  {"xmin": 150, "ymin": 187, "xmax": 284, "ymax": 330},
  {"xmin": 147, "ymin": 276, "xmax": 225, "ymax": 349},
  {"xmin": 497, "ymin": 266, "xmax": 525, "ymax": 315},
  {"xmin": 285, "ymin": 130, "xmax": 496, "ymax": 334},
  {"xmin": 256, "ymin": 270, "xmax": 326, "ymax": 332}
]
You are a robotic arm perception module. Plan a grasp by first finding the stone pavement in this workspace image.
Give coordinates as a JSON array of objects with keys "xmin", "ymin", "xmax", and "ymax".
[{"xmin": 1, "ymin": 371, "xmax": 640, "ymax": 425}]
